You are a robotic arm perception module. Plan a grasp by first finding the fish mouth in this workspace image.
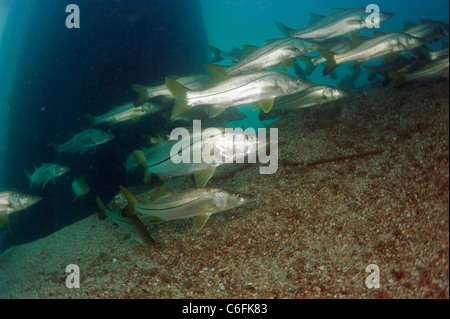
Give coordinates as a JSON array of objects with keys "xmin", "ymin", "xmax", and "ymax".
[{"xmin": 28, "ymin": 196, "xmax": 43, "ymax": 206}]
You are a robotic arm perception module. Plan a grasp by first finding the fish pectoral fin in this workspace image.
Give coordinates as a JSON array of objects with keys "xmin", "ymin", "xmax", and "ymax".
[
  {"xmin": 194, "ymin": 166, "xmax": 217, "ymax": 188},
  {"xmin": 149, "ymin": 217, "xmax": 165, "ymax": 223},
  {"xmin": 192, "ymin": 213, "xmax": 212, "ymax": 231},
  {"xmin": 123, "ymin": 234, "xmax": 132, "ymax": 241},
  {"xmin": 0, "ymin": 212, "xmax": 9, "ymax": 227},
  {"xmin": 255, "ymin": 98, "xmax": 275, "ymax": 113},
  {"xmin": 346, "ymin": 18, "xmax": 363, "ymax": 26},
  {"xmin": 157, "ymin": 174, "xmax": 171, "ymax": 184},
  {"xmin": 149, "ymin": 187, "xmax": 171, "ymax": 202},
  {"xmin": 280, "ymin": 58, "xmax": 294, "ymax": 72},
  {"xmin": 310, "ymin": 104, "xmax": 321, "ymax": 113}
]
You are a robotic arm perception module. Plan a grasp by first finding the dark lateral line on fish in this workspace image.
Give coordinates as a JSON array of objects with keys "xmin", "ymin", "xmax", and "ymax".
[
  {"xmin": 195, "ymin": 73, "xmax": 277, "ymax": 99},
  {"xmin": 229, "ymin": 38, "xmax": 295, "ymax": 68},
  {"xmin": 137, "ymin": 195, "xmax": 209, "ymax": 212},
  {"xmin": 59, "ymin": 133, "xmax": 91, "ymax": 150},
  {"xmin": 148, "ymin": 133, "xmax": 223, "ymax": 168},
  {"xmin": 282, "ymin": 149, "xmax": 384, "ymax": 167}
]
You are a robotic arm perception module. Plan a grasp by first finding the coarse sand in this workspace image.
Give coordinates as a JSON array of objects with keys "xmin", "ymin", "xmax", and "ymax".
[{"xmin": 0, "ymin": 79, "xmax": 448, "ymax": 299}]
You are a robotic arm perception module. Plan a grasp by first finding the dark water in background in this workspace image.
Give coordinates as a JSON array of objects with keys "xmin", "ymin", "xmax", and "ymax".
[{"xmin": 1, "ymin": 0, "xmax": 209, "ymax": 250}]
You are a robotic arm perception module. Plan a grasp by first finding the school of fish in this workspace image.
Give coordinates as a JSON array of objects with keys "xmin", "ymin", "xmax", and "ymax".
[{"xmin": 1, "ymin": 7, "xmax": 448, "ymax": 246}]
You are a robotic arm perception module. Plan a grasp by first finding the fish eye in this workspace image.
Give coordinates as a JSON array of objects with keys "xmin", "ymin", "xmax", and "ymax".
[{"xmin": 236, "ymin": 194, "xmax": 242, "ymax": 198}]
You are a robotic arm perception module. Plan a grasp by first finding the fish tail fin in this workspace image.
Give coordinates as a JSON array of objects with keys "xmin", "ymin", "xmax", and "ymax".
[
  {"xmin": 297, "ymin": 55, "xmax": 316, "ymax": 76},
  {"xmin": 95, "ymin": 196, "xmax": 108, "ymax": 220},
  {"xmin": 275, "ymin": 21, "xmax": 294, "ymax": 37},
  {"xmin": 49, "ymin": 142, "xmax": 59, "ymax": 152},
  {"xmin": 318, "ymin": 49, "xmax": 338, "ymax": 76},
  {"xmin": 119, "ymin": 185, "xmax": 139, "ymax": 217},
  {"xmin": 388, "ymin": 71, "xmax": 407, "ymax": 88},
  {"xmin": 209, "ymin": 45, "xmax": 224, "ymax": 63},
  {"xmin": 364, "ymin": 66, "xmax": 377, "ymax": 81},
  {"xmin": 131, "ymin": 84, "xmax": 151, "ymax": 106},
  {"xmin": 85, "ymin": 114, "xmax": 96, "ymax": 127},
  {"xmin": 133, "ymin": 150, "xmax": 152, "ymax": 184},
  {"xmin": 143, "ymin": 170, "xmax": 151, "ymax": 185},
  {"xmin": 24, "ymin": 170, "xmax": 32, "ymax": 188}
]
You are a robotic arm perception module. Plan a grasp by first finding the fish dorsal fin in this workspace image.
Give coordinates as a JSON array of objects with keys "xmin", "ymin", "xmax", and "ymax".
[
  {"xmin": 241, "ymin": 44, "xmax": 259, "ymax": 59},
  {"xmin": 194, "ymin": 166, "xmax": 217, "ymax": 188},
  {"xmin": 149, "ymin": 187, "xmax": 171, "ymax": 202},
  {"xmin": 204, "ymin": 64, "xmax": 230, "ymax": 83},
  {"xmin": 403, "ymin": 21, "xmax": 418, "ymax": 31},
  {"xmin": 350, "ymin": 34, "xmax": 368, "ymax": 48},
  {"xmin": 264, "ymin": 38, "xmax": 281, "ymax": 44},
  {"xmin": 165, "ymin": 77, "xmax": 191, "ymax": 99},
  {"xmin": 231, "ymin": 46, "xmax": 242, "ymax": 54},
  {"xmin": 192, "ymin": 213, "xmax": 212, "ymax": 231},
  {"xmin": 308, "ymin": 12, "xmax": 326, "ymax": 25}
]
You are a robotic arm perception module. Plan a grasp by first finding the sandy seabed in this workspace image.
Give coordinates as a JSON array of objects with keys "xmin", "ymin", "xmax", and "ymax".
[{"xmin": 0, "ymin": 79, "xmax": 448, "ymax": 299}]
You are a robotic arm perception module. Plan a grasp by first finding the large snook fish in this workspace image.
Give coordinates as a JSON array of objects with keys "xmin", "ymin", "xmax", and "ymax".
[
  {"xmin": 133, "ymin": 126, "xmax": 264, "ymax": 187},
  {"xmin": 221, "ymin": 37, "xmax": 320, "ymax": 76},
  {"xmin": 276, "ymin": 8, "xmax": 394, "ymax": 42},
  {"xmin": 259, "ymin": 85, "xmax": 347, "ymax": 120},
  {"xmin": 25, "ymin": 163, "xmax": 70, "ymax": 188},
  {"xmin": 167, "ymin": 70, "xmax": 307, "ymax": 119},
  {"xmin": 86, "ymin": 101, "xmax": 163, "ymax": 126},
  {"xmin": 403, "ymin": 20, "xmax": 449, "ymax": 43},
  {"xmin": 318, "ymin": 33, "xmax": 425, "ymax": 75},
  {"xmin": 96, "ymin": 196, "xmax": 156, "ymax": 246},
  {"xmin": 54, "ymin": 128, "xmax": 115, "ymax": 155},
  {"xmin": 0, "ymin": 191, "xmax": 42, "ymax": 226},
  {"xmin": 388, "ymin": 57, "xmax": 449, "ymax": 87},
  {"xmin": 120, "ymin": 186, "xmax": 254, "ymax": 231}
]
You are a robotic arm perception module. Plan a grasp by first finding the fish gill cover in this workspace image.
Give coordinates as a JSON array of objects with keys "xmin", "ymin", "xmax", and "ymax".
[{"xmin": 0, "ymin": 0, "xmax": 448, "ymax": 269}]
